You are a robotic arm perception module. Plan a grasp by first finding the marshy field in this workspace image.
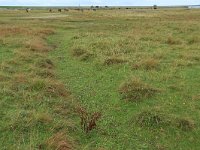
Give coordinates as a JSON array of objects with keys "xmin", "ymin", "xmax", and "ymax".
[{"xmin": 0, "ymin": 8, "xmax": 200, "ymax": 149}]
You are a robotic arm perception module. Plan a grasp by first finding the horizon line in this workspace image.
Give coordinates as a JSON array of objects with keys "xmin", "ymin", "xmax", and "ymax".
[{"xmin": 0, "ymin": 4, "xmax": 199, "ymax": 7}]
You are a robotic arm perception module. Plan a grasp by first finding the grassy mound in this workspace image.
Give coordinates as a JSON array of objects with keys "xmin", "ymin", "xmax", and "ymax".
[
  {"xmin": 132, "ymin": 58, "xmax": 160, "ymax": 70},
  {"xmin": 119, "ymin": 77, "xmax": 160, "ymax": 102}
]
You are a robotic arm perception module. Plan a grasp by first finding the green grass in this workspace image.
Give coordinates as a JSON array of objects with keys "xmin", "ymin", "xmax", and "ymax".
[{"xmin": 1, "ymin": 8, "xmax": 200, "ymax": 149}]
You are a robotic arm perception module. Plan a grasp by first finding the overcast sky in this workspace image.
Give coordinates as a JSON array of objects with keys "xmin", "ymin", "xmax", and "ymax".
[{"xmin": 0, "ymin": 0, "xmax": 199, "ymax": 6}]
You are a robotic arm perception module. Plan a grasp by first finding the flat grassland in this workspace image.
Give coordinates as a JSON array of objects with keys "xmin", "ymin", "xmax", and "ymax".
[{"xmin": 0, "ymin": 8, "xmax": 200, "ymax": 149}]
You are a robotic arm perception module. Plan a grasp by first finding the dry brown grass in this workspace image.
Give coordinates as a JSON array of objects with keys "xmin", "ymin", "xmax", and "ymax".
[
  {"xmin": 29, "ymin": 79, "xmax": 70, "ymax": 98},
  {"xmin": 132, "ymin": 58, "xmax": 160, "ymax": 70},
  {"xmin": 44, "ymin": 80, "xmax": 70, "ymax": 98},
  {"xmin": 166, "ymin": 36, "xmax": 182, "ymax": 45},
  {"xmin": 35, "ymin": 68, "xmax": 55, "ymax": 78},
  {"xmin": 188, "ymin": 36, "xmax": 200, "ymax": 44},
  {"xmin": 0, "ymin": 21, "xmax": 76, "ymax": 149},
  {"xmin": 0, "ymin": 26, "xmax": 29, "ymax": 37},
  {"xmin": 71, "ymin": 47, "xmax": 94, "ymax": 61},
  {"xmin": 119, "ymin": 77, "xmax": 160, "ymax": 102},
  {"xmin": 16, "ymin": 51, "xmax": 45, "ymax": 63},
  {"xmin": 36, "ymin": 28, "xmax": 55, "ymax": 36},
  {"xmin": 172, "ymin": 59, "xmax": 193, "ymax": 67},
  {"xmin": 72, "ymin": 48, "xmax": 88, "ymax": 57},
  {"xmin": 0, "ymin": 63, "xmax": 17, "ymax": 74},
  {"xmin": 43, "ymin": 132, "xmax": 74, "ymax": 150},
  {"xmin": 0, "ymin": 73, "xmax": 10, "ymax": 81},
  {"xmin": 192, "ymin": 95, "xmax": 200, "ymax": 101},
  {"xmin": 179, "ymin": 53, "xmax": 200, "ymax": 62},
  {"xmin": 104, "ymin": 56, "xmax": 128, "ymax": 66},
  {"xmin": 13, "ymin": 73, "xmax": 28, "ymax": 84},
  {"xmin": 25, "ymin": 38, "xmax": 53, "ymax": 53},
  {"xmin": 35, "ymin": 58, "xmax": 54, "ymax": 69}
]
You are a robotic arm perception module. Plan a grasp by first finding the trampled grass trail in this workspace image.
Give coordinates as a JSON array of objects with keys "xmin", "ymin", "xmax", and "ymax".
[{"xmin": 48, "ymin": 30, "xmax": 151, "ymax": 149}]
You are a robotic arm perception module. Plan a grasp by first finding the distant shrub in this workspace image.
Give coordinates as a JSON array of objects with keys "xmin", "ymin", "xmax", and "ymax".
[
  {"xmin": 119, "ymin": 77, "xmax": 160, "ymax": 102},
  {"xmin": 153, "ymin": 5, "xmax": 158, "ymax": 9}
]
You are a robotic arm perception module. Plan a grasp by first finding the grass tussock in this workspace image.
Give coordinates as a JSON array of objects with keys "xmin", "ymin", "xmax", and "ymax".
[
  {"xmin": 136, "ymin": 110, "xmax": 170, "ymax": 128},
  {"xmin": 44, "ymin": 81, "xmax": 70, "ymax": 98},
  {"xmin": 176, "ymin": 118, "xmax": 195, "ymax": 131},
  {"xmin": 41, "ymin": 132, "xmax": 74, "ymax": 150},
  {"xmin": 119, "ymin": 77, "xmax": 160, "ymax": 102},
  {"xmin": 192, "ymin": 95, "xmax": 200, "ymax": 101},
  {"xmin": 132, "ymin": 58, "xmax": 160, "ymax": 70},
  {"xmin": 72, "ymin": 48, "xmax": 87, "ymax": 57},
  {"xmin": 9, "ymin": 111, "xmax": 53, "ymax": 132},
  {"xmin": 13, "ymin": 73, "xmax": 28, "ymax": 84},
  {"xmin": 30, "ymin": 79, "xmax": 70, "ymax": 98},
  {"xmin": 36, "ymin": 112, "xmax": 53, "ymax": 124},
  {"xmin": 136, "ymin": 110, "xmax": 196, "ymax": 131},
  {"xmin": 36, "ymin": 28, "xmax": 55, "ymax": 36},
  {"xmin": 25, "ymin": 38, "xmax": 53, "ymax": 53},
  {"xmin": 35, "ymin": 58, "xmax": 54, "ymax": 69},
  {"xmin": 166, "ymin": 36, "xmax": 182, "ymax": 45},
  {"xmin": 72, "ymin": 48, "xmax": 93, "ymax": 61},
  {"xmin": 35, "ymin": 68, "xmax": 55, "ymax": 78},
  {"xmin": 104, "ymin": 56, "xmax": 128, "ymax": 66}
]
